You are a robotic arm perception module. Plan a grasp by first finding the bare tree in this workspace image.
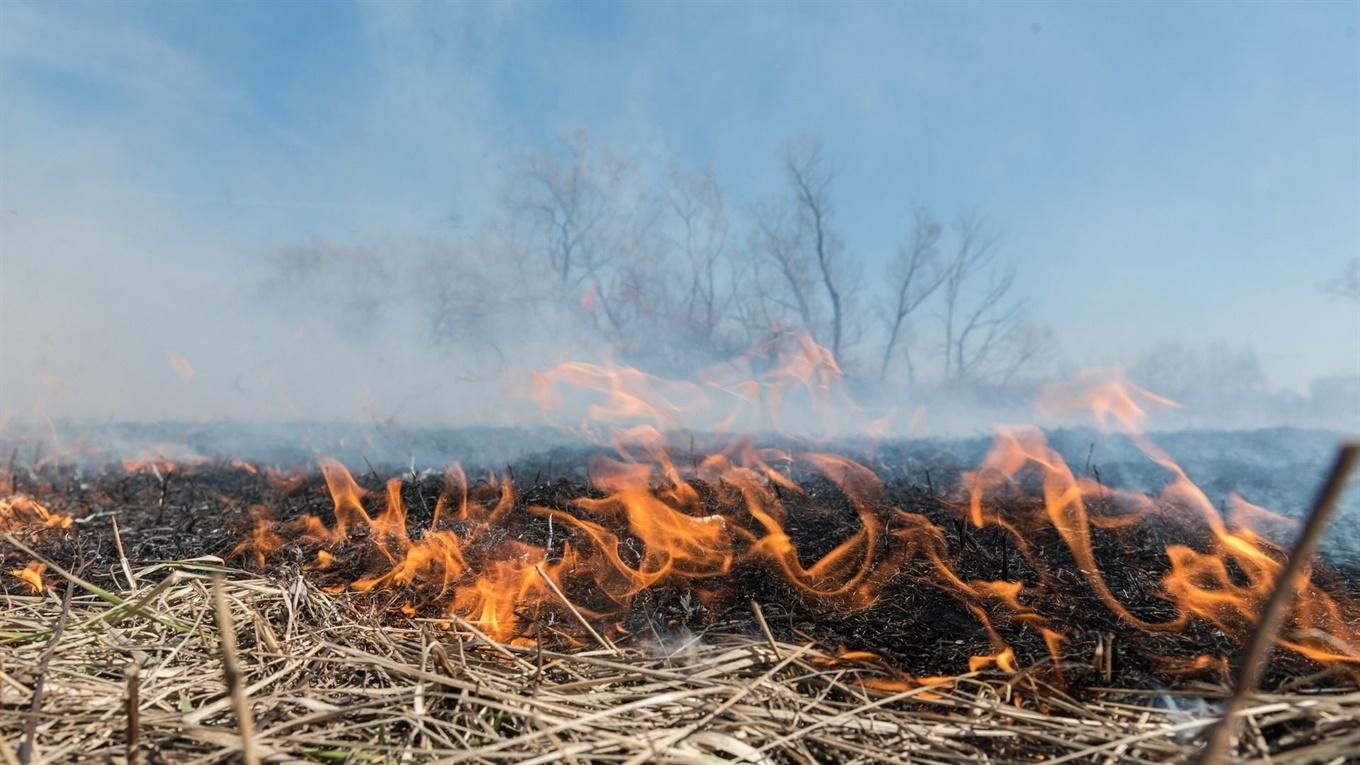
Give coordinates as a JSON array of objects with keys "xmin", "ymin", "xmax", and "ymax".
[
  {"xmin": 664, "ymin": 166, "xmax": 747, "ymax": 361},
  {"xmin": 784, "ymin": 143, "xmax": 859, "ymax": 365},
  {"xmin": 1131, "ymin": 340, "xmax": 1268, "ymax": 419},
  {"xmin": 503, "ymin": 129, "xmax": 659, "ymax": 347},
  {"xmin": 750, "ymin": 200, "xmax": 819, "ymax": 336},
  {"xmin": 995, "ymin": 319, "xmax": 1054, "ymax": 387},
  {"xmin": 938, "ymin": 216, "xmax": 1032, "ymax": 384},
  {"xmin": 745, "ymin": 142, "xmax": 861, "ymax": 369},
  {"xmin": 424, "ymin": 238, "xmax": 497, "ymax": 347},
  {"xmin": 590, "ymin": 217, "xmax": 670, "ymax": 356},
  {"xmin": 880, "ymin": 209, "xmax": 947, "ymax": 382},
  {"xmin": 496, "ymin": 133, "xmax": 1067, "ymax": 387},
  {"xmin": 953, "ymin": 266, "xmax": 1021, "ymax": 382},
  {"xmin": 261, "ymin": 237, "xmax": 393, "ymax": 340},
  {"xmin": 505, "ymin": 130, "xmax": 630, "ymax": 296}
]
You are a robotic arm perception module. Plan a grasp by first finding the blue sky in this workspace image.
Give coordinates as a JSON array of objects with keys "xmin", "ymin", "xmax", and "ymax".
[{"xmin": 1, "ymin": 0, "xmax": 1357, "ymax": 421}]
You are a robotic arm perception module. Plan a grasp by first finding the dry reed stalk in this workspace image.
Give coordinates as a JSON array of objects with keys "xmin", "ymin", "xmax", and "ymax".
[
  {"xmin": 125, "ymin": 659, "xmax": 141, "ymax": 765},
  {"xmin": 1198, "ymin": 443, "xmax": 1360, "ymax": 765},
  {"xmin": 212, "ymin": 574, "xmax": 261, "ymax": 765},
  {"xmin": 18, "ymin": 580, "xmax": 72, "ymax": 765},
  {"xmin": 535, "ymin": 563, "xmax": 619, "ymax": 655}
]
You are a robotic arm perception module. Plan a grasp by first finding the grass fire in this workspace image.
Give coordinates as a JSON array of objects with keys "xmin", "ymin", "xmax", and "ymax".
[
  {"xmin": 3, "ymin": 338, "xmax": 1358, "ymax": 763},
  {"xmin": 4, "ymin": 3, "xmax": 1359, "ymax": 763}
]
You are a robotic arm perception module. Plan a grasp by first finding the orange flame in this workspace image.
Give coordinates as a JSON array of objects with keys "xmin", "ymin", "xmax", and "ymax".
[
  {"xmin": 231, "ymin": 506, "xmax": 284, "ymax": 568},
  {"xmin": 9, "ymin": 561, "xmax": 47, "ymax": 593},
  {"xmin": 0, "ymin": 495, "xmax": 73, "ymax": 532},
  {"xmin": 528, "ymin": 328, "xmax": 866, "ymax": 436},
  {"xmin": 221, "ymin": 356, "xmax": 1360, "ymax": 681}
]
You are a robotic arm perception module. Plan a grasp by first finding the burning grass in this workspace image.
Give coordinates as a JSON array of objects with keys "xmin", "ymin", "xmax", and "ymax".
[
  {"xmin": 2, "ymin": 436, "xmax": 1358, "ymax": 763},
  {"xmin": 2, "ymin": 354, "xmax": 1359, "ymax": 762}
]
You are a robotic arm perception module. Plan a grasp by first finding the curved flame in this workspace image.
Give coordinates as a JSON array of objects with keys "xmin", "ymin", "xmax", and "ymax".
[{"xmin": 223, "ymin": 347, "xmax": 1359, "ymax": 678}]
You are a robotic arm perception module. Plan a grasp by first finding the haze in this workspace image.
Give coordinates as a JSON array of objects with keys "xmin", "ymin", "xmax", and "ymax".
[{"xmin": 1, "ymin": 0, "xmax": 1357, "ymax": 435}]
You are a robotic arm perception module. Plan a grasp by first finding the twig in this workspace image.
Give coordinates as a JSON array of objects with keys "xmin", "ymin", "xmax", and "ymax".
[
  {"xmin": 126, "ymin": 660, "xmax": 142, "ymax": 765},
  {"xmin": 212, "ymin": 575, "xmax": 261, "ymax": 765},
  {"xmin": 112, "ymin": 516, "xmax": 138, "ymax": 590},
  {"xmin": 19, "ymin": 580, "xmax": 73, "ymax": 765},
  {"xmin": 1197, "ymin": 442, "xmax": 1360, "ymax": 765},
  {"xmin": 443, "ymin": 613, "xmax": 537, "ymax": 673},
  {"xmin": 535, "ymin": 564, "xmax": 618, "ymax": 655},
  {"xmin": 751, "ymin": 600, "xmax": 781, "ymax": 660}
]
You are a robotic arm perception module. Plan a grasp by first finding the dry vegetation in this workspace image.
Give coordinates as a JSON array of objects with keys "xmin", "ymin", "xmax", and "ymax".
[
  {"xmin": 2, "ymin": 428, "xmax": 1357, "ymax": 764},
  {"xmin": 3, "ymin": 550, "xmax": 1359, "ymax": 764}
]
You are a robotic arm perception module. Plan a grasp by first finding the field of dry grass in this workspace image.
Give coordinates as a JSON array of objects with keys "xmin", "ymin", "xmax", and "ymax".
[{"xmin": 4, "ymin": 551, "xmax": 1359, "ymax": 764}]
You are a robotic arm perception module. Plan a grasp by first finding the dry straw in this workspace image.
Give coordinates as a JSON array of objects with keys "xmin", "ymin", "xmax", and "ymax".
[{"xmin": 2, "ymin": 550, "xmax": 1357, "ymax": 763}]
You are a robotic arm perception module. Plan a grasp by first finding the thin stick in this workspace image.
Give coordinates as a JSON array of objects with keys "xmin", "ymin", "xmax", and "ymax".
[
  {"xmin": 1197, "ymin": 442, "xmax": 1360, "ymax": 765},
  {"xmin": 535, "ymin": 564, "xmax": 618, "ymax": 655},
  {"xmin": 112, "ymin": 516, "xmax": 137, "ymax": 590},
  {"xmin": 751, "ymin": 600, "xmax": 781, "ymax": 660},
  {"xmin": 212, "ymin": 575, "xmax": 261, "ymax": 765},
  {"xmin": 441, "ymin": 614, "xmax": 537, "ymax": 673},
  {"xmin": 19, "ymin": 580, "xmax": 73, "ymax": 765},
  {"xmin": 125, "ymin": 660, "xmax": 142, "ymax": 765}
]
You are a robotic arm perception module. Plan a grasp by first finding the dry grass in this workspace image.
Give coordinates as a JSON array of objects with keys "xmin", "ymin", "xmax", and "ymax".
[{"xmin": 2, "ymin": 556, "xmax": 1357, "ymax": 764}]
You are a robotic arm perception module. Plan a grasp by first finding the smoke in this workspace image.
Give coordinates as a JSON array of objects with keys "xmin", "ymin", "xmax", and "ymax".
[{"xmin": 2, "ymin": 2, "xmax": 1357, "ymax": 450}]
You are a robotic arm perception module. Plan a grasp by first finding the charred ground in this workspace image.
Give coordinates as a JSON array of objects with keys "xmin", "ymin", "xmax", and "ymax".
[{"xmin": 6, "ymin": 430, "xmax": 1357, "ymax": 695}]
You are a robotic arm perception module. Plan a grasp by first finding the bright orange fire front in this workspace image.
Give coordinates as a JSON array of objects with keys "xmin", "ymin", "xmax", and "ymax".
[{"xmin": 223, "ymin": 340, "xmax": 1359, "ymax": 685}]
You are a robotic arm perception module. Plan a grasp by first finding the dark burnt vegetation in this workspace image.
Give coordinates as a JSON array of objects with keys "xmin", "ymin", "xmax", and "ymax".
[{"xmin": 7, "ymin": 446, "xmax": 1356, "ymax": 696}]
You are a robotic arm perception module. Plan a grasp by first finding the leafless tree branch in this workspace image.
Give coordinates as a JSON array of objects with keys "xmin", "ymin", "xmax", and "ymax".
[{"xmin": 880, "ymin": 209, "xmax": 947, "ymax": 382}]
